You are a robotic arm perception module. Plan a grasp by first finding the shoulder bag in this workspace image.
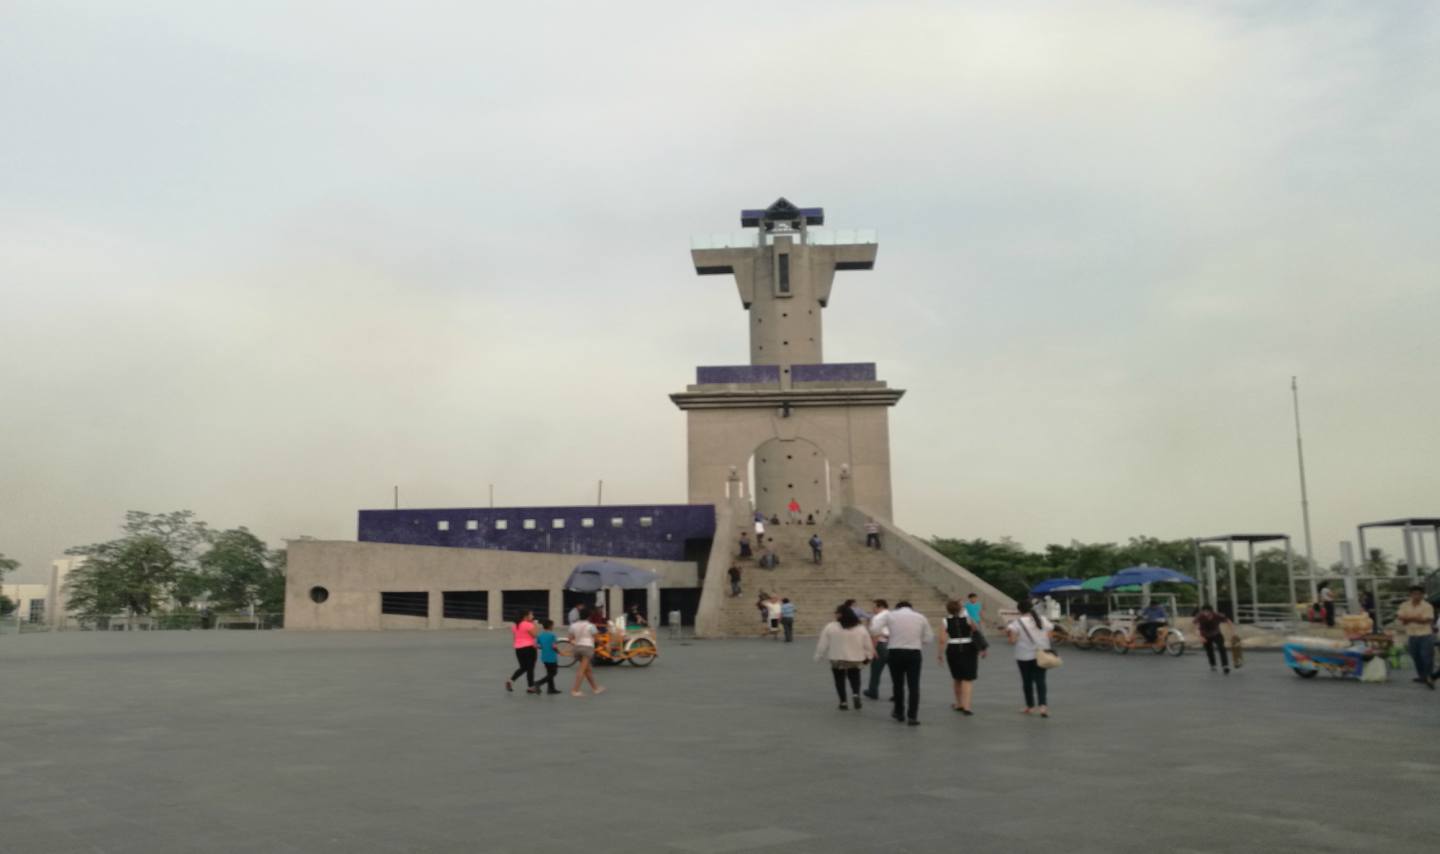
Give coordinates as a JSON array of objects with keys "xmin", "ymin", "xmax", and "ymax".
[{"xmin": 1021, "ymin": 617, "xmax": 1062, "ymax": 670}]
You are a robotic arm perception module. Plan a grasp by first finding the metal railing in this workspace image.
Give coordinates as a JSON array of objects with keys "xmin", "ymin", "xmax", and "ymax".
[{"xmin": 1, "ymin": 612, "xmax": 284, "ymax": 633}]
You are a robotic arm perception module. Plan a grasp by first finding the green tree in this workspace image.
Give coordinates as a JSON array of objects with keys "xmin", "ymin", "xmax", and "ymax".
[
  {"xmin": 64, "ymin": 535, "xmax": 179, "ymax": 619},
  {"xmin": 200, "ymin": 528, "xmax": 284, "ymax": 613},
  {"xmin": 0, "ymin": 552, "xmax": 17, "ymax": 615},
  {"xmin": 64, "ymin": 511, "xmax": 210, "ymax": 622}
]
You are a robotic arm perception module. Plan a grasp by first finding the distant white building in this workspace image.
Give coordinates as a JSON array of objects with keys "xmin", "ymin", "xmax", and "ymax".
[
  {"xmin": 1, "ymin": 582, "xmax": 50, "ymax": 625},
  {"xmin": 48, "ymin": 557, "xmax": 84, "ymax": 627}
]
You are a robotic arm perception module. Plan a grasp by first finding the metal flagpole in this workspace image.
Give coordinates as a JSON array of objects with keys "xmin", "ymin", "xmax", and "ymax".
[{"xmin": 1291, "ymin": 377, "xmax": 1317, "ymax": 598}]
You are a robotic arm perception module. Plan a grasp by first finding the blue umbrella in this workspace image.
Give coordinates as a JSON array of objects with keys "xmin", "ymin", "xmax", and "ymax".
[
  {"xmin": 1030, "ymin": 578, "xmax": 1084, "ymax": 597},
  {"xmin": 564, "ymin": 560, "xmax": 660, "ymax": 591},
  {"xmin": 1103, "ymin": 566, "xmax": 1197, "ymax": 589}
]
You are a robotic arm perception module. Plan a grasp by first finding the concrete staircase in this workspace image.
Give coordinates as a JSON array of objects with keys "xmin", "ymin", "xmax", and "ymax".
[{"xmin": 721, "ymin": 521, "xmax": 956, "ymax": 637}]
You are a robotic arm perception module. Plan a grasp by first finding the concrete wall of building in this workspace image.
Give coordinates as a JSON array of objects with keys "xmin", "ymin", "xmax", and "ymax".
[
  {"xmin": 838, "ymin": 506, "xmax": 1017, "ymax": 625},
  {"xmin": 693, "ymin": 499, "xmax": 740, "ymax": 638},
  {"xmin": 686, "ymin": 404, "xmax": 893, "ymax": 522},
  {"xmin": 752, "ymin": 437, "xmax": 829, "ymax": 523},
  {"xmin": 692, "ymin": 235, "xmax": 876, "ymax": 374},
  {"xmin": 285, "ymin": 540, "xmax": 698, "ymax": 631}
]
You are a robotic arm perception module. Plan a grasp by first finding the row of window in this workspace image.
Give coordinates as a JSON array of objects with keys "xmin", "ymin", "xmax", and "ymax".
[{"xmin": 434, "ymin": 516, "xmax": 654, "ymax": 533}]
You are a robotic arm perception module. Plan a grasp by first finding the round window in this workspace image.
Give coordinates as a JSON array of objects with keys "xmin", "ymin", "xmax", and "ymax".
[{"xmin": 309, "ymin": 586, "xmax": 329, "ymax": 604}]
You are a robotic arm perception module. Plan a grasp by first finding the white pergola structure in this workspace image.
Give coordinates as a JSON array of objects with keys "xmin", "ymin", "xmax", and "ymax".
[
  {"xmin": 1356, "ymin": 517, "xmax": 1440, "ymax": 577},
  {"xmin": 1192, "ymin": 533, "xmax": 1298, "ymax": 622}
]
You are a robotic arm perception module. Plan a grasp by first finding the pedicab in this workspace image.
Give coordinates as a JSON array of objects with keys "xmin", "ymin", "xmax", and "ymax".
[
  {"xmin": 1284, "ymin": 614, "xmax": 1388, "ymax": 681},
  {"xmin": 1028, "ymin": 578, "xmax": 1089, "ymax": 649},
  {"xmin": 1092, "ymin": 567, "xmax": 1197, "ymax": 656},
  {"xmin": 554, "ymin": 560, "xmax": 661, "ymax": 669}
]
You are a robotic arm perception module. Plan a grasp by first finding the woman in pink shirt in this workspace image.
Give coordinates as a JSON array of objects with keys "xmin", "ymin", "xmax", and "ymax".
[{"xmin": 507, "ymin": 610, "xmax": 539, "ymax": 694}]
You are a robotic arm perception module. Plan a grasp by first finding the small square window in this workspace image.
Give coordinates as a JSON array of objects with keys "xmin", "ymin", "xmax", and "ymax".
[
  {"xmin": 523, "ymin": 519, "xmax": 537, "ymax": 530},
  {"xmin": 639, "ymin": 516, "xmax": 654, "ymax": 527},
  {"xmin": 495, "ymin": 520, "xmax": 509, "ymax": 530},
  {"xmin": 465, "ymin": 520, "xmax": 478, "ymax": 531},
  {"xmin": 552, "ymin": 518, "xmax": 565, "ymax": 529},
  {"xmin": 610, "ymin": 517, "xmax": 624, "ymax": 528},
  {"xmin": 581, "ymin": 518, "xmax": 595, "ymax": 528},
  {"xmin": 437, "ymin": 520, "xmax": 450, "ymax": 531}
]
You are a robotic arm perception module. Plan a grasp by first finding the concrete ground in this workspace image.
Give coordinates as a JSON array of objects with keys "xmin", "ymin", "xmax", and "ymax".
[{"xmin": 1, "ymin": 630, "xmax": 1433, "ymax": 854}]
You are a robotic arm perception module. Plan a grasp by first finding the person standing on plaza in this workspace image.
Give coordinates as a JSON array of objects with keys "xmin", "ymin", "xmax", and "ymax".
[
  {"xmin": 780, "ymin": 597, "xmax": 796, "ymax": 642},
  {"xmin": 1193, "ymin": 604, "xmax": 1232, "ymax": 674},
  {"xmin": 1318, "ymin": 582, "xmax": 1336, "ymax": 628},
  {"xmin": 1396, "ymin": 585, "xmax": 1435, "ymax": 689},
  {"xmin": 728, "ymin": 564, "xmax": 743, "ymax": 597},
  {"xmin": 814, "ymin": 605, "xmax": 875, "ymax": 710},
  {"xmin": 533, "ymin": 619, "xmax": 562, "ymax": 695},
  {"xmin": 940, "ymin": 600, "xmax": 982, "ymax": 715},
  {"xmin": 809, "ymin": 533, "xmax": 823, "ymax": 565},
  {"xmin": 568, "ymin": 607, "xmax": 605, "ymax": 697},
  {"xmin": 862, "ymin": 599, "xmax": 891, "ymax": 701},
  {"xmin": 787, "ymin": 498, "xmax": 802, "ymax": 524},
  {"xmin": 864, "ymin": 518, "xmax": 881, "ymax": 549},
  {"xmin": 885, "ymin": 600, "xmax": 934, "ymax": 725},
  {"xmin": 506, "ymin": 609, "xmax": 540, "ymax": 694},
  {"xmin": 964, "ymin": 592, "xmax": 984, "ymax": 628},
  {"xmin": 1006, "ymin": 598, "xmax": 1054, "ymax": 717}
]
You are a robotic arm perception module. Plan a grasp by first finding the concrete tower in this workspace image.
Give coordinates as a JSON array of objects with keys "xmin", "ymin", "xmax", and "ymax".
[{"xmin": 674, "ymin": 199, "xmax": 903, "ymax": 522}]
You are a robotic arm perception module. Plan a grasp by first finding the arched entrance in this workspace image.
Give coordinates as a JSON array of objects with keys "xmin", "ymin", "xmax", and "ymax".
[{"xmin": 749, "ymin": 437, "xmax": 830, "ymax": 523}]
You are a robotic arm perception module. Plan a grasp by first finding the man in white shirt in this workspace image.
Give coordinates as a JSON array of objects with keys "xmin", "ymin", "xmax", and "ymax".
[
  {"xmin": 884, "ymin": 601, "xmax": 934, "ymax": 725},
  {"xmin": 862, "ymin": 599, "xmax": 891, "ymax": 701}
]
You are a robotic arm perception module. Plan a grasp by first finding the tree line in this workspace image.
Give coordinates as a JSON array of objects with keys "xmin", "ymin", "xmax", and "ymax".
[
  {"xmin": 929, "ymin": 534, "xmax": 1325, "ymax": 606},
  {"xmin": 62, "ymin": 511, "xmax": 285, "ymax": 624}
]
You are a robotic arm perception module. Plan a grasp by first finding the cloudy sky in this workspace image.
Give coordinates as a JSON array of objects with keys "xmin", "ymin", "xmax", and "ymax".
[{"xmin": 3, "ymin": 1, "xmax": 1437, "ymax": 582}]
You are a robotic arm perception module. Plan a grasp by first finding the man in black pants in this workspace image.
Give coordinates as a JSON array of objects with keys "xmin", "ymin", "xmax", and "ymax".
[
  {"xmin": 883, "ymin": 601, "xmax": 934, "ymax": 725},
  {"xmin": 1193, "ymin": 605, "xmax": 1232, "ymax": 674}
]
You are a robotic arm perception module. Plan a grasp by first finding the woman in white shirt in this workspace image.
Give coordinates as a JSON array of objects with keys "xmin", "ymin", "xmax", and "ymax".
[
  {"xmin": 814, "ymin": 605, "xmax": 876, "ymax": 710},
  {"xmin": 568, "ymin": 607, "xmax": 605, "ymax": 697},
  {"xmin": 1005, "ymin": 598, "xmax": 1053, "ymax": 718}
]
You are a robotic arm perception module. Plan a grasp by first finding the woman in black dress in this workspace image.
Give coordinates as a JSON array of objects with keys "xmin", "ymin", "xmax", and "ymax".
[{"xmin": 939, "ymin": 599, "xmax": 981, "ymax": 715}]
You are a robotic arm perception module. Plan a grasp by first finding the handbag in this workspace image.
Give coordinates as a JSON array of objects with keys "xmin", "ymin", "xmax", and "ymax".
[{"xmin": 1020, "ymin": 617, "xmax": 1062, "ymax": 670}]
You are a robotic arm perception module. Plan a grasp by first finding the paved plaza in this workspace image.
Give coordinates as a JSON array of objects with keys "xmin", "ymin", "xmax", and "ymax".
[{"xmin": 1, "ymin": 629, "xmax": 1433, "ymax": 854}]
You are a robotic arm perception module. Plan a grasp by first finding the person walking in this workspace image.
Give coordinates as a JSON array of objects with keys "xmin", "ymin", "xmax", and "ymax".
[
  {"xmin": 765, "ymin": 596, "xmax": 783, "ymax": 640},
  {"xmin": 780, "ymin": 598, "xmax": 796, "ymax": 642},
  {"xmin": 940, "ymin": 600, "xmax": 982, "ymax": 715},
  {"xmin": 1194, "ymin": 604, "xmax": 1232, "ymax": 674},
  {"xmin": 815, "ymin": 605, "xmax": 875, "ymax": 710},
  {"xmin": 506, "ymin": 609, "xmax": 540, "ymax": 694},
  {"xmin": 533, "ymin": 619, "xmax": 562, "ymax": 695},
  {"xmin": 756, "ymin": 592, "xmax": 770, "ymax": 633},
  {"xmin": 1396, "ymin": 585, "xmax": 1435, "ymax": 689},
  {"xmin": 728, "ymin": 564, "xmax": 743, "ymax": 597},
  {"xmin": 885, "ymin": 600, "xmax": 934, "ymax": 725},
  {"xmin": 1318, "ymin": 582, "xmax": 1336, "ymax": 628},
  {"xmin": 862, "ymin": 599, "xmax": 891, "ymax": 701},
  {"xmin": 864, "ymin": 518, "xmax": 881, "ymax": 549},
  {"xmin": 568, "ymin": 608, "xmax": 605, "ymax": 697},
  {"xmin": 1006, "ymin": 598, "xmax": 1054, "ymax": 717},
  {"xmin": 738, "ymin": 531, "xmax": 753, "ymax": 560},
  {"xmin": 808, "ymin": 533, "xmax": 823, "ymax": 565},
  {"xmin": 787, "ymin": 498, "xmax": 802, "ymax": 524}
]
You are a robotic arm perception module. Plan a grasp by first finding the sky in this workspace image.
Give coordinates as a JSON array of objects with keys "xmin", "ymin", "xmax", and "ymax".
[{"xmin": 3, "ymin": 1, "xmax": 1438, "ymax": 583}]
